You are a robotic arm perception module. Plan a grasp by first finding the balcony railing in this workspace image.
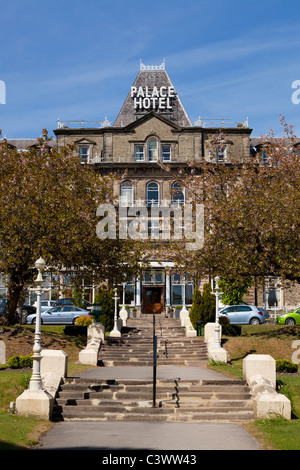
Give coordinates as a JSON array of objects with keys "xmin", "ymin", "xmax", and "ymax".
[
  {"xmin": 57, "ymin": 118, "xmax": 114, "ymax": 129},
  {"xmin": 118, "ymin": 199, "xmax": 186, "ymax": 208}
]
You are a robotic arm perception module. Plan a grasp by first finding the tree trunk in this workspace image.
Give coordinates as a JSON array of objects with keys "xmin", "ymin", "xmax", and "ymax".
[{"xmin": 1, "ymin": 282, "xmax": 24, "ymax": 325}]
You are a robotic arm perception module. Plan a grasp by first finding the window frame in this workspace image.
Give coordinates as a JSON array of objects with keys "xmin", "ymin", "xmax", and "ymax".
[
  {"xmin": 134, "ymin": 144, "xmax": 145, "ymax": 161},
  {"xmin": 148, "ymin": 139, "xmax": 159, "ymax": 161},
  {"xmin": 79, "ymin": 146, "xmax": 90, "ymax": 164},
  {"xmin": 120, "ymin": 181, "xmax": 134, "ymax": 207},
  {"xmin": 171, "ymin": 182, "xmax": 185, "ymax": 206},
  {"xmin": 161, "ymin": 144, "xmax": 171, "ymax": 162},
  {"xmin": 146, "ymin": 181, "xmax": 160, "ymax": 207}
]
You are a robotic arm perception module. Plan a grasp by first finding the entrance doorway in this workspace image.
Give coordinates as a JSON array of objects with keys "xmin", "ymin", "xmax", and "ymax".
[{"xmin": 142, "ymin": 286, "xmax": 164, "ymax": 314}]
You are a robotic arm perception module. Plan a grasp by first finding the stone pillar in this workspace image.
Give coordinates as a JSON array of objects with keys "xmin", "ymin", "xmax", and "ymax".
[
  {"xmin": 79, "ymin": 323, "xmax": 105, "ymax": 365},
  {"xmin": 0, "ymin": 340, "xmax": 5, "ymax": 364},
  {"xmin": 243, "ymin": 354, "xmax": 291, "ymax": 420},
  {"xmin": 136, "ymin": 277, "xmax": 141, "ymax": 306},
  {"xmin": 166, "ymin": 273, "xmax": 170, "ymax": 306},
  {"xmin": 204, "ymin": 322, "xmax": 228, "ymax": 363},
  {"xmin": 243, "ymin": 354, "xmax": 276, "ymax": 388}
]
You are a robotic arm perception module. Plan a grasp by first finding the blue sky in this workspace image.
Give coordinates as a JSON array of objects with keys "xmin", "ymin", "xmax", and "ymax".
[{"xmin": 1, "ymin": 0, "xmax": 300, "ymax": 139}]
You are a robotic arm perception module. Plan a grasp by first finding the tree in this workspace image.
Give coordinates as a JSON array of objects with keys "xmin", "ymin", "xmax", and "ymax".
[
  {"xmin": 160, "ymin": 117, "xmax": 300, "ymax": 293},
  {"xmin": 199, "ymin": 283, "xmax": 215, "ymax": 323},
  {"xmin": 94, "ymin": 287, "xmax": 115, "ymax": 332},
  {"xmin": 219, "ymin": 275, "xmax": 252, "ymax": 306},
  {"xmin": 189, "ymin": 285, "xmax": 202, "ymax": 329},
  {"xmin": 0, "ymin": 131, "xmax": 144, "ymax": 325}
]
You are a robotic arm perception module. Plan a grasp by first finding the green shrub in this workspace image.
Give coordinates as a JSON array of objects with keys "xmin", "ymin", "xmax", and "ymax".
[
  {"xmin": 94, "ymin": 288, "xmax": 115, "ymax": 332},
  {"xmin": 276, "ymin": 359, "xmax": 298, "ymax": 373},
  {"xmin": 7, "ymin": 355, "xmax": 33, "ymax": 369}
]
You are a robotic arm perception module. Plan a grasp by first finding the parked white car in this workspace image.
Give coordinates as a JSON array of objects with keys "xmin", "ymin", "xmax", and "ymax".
[{"xmin": 33, "ymin": 300, "xmax": 56, "ymax": 312}]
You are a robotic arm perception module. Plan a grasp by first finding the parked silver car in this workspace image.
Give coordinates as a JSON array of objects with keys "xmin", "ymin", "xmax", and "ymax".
[
  {"xmin": 26, "ymin": 305, "xmax": 91, "ymax": 325},
  {"xmin": 219, "ymin": 304, "xmax": 268, "ymax": 325}
]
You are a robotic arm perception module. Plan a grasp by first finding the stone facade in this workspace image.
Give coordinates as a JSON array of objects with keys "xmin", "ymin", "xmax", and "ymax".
[{"xmin": 53, "ymin": 63, "xmax": 254, "ymax": 315}]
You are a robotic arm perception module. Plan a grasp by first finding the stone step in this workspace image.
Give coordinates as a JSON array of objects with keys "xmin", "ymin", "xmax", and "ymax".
[
  {"xmin": 53, "ymin": 407, "xmax": 254, "ymax": 422},
  {"xmin": 98, "ymin": 351, "xmax": 208, "ymax": 358},
  {"xmin": 53, "ymin": 318, "xmax": 255, "ymax": 423},
  {"xmin": 53, "ymin": 377, "xmax": 254, "ymax": 422}
]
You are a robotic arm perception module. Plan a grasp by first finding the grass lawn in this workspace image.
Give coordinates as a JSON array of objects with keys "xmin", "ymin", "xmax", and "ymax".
[
  {"xmin": 208, "ymin": 323, "xmax": 300, "ymax": 450},
  {"xmin": 0, "ymin": 324, "xmax": 92, "ymax": 449}
]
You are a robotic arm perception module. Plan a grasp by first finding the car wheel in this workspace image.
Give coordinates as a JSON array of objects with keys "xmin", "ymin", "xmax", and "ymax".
[
  {"xmin": 249, "ymin": 317, "xmax": 260, "ymax": 325},
  {"xmin": 285, "ymin": 317, "xmax": 296, "ymax": 325},
  {"xmin": 31, "ymin": 317, "xmax": 43, "ymax": 325},
  {"xmin": 72, "ymin": 317, "xmax": 78, "ymax": 325}
]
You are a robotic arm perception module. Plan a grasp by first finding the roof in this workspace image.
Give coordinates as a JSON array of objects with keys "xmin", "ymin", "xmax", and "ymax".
[
  {"xmin": 114, "ymin": 65, "xmax": 192, "ymax": 128},
  {"xmin": 3, "ymin": 139, "xmax": 56, "ymax": 150}
]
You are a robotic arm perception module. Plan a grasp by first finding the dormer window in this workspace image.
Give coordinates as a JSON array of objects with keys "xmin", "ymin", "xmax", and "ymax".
[
  {"xmin": 79, "ymin": 146, "xmax": 89, "ymax": 164},
  {"xmin": 216, "ymin": 146, "xmax": 226, "ymax": 163}
]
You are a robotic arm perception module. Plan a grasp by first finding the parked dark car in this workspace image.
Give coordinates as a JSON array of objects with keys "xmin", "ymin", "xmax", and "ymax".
[
  {"xmin": 20, "ymin": 304, "xmax": 36, "ymax": 317},
  {"xmin": 0, "ymin": 298, "xmax": 6, "ymax": 315}
]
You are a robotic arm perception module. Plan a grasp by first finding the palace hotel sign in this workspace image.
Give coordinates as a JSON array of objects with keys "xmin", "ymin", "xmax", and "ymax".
[{"xmin": 130, "ymin": 85, "xmax": 175, "ymax": 110}]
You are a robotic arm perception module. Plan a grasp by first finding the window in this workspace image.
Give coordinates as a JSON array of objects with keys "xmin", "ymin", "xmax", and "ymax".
[
  {"xmin": 171, "ymin": 182, "xmax": 185, "ymax": 206},
  {"xmin": 148, "ymin": 220, "xmax": 160, "ymax": 238},
  {"xmin": 143, "ymin": 270, "xmax": 165, "ymax": 285},
  {"xmin": 216, "ymin": 146, "xmax": 226, "ymax": 163},
  {"xmin": 147, "ymin": 182, "xmax": 159, "ymax": 207},
  {"xmin": 161, "ymin": 144, "xmax": 171, "ymax": 161},
  {"xmin": 148, "ymin": 139, "xmax": 158, "ymax": 161},
  {"xmin": 79, "ymin": 146, "xmax": 89, "ymax": 163},
  {"xmin": 120, "ymin": 181, "xmax": 134, "ymax": 207},
  {"xmin": 135, "ymin": 144, "xmax": 145, "ymax": 161},
  {"xmin": 171, "ymin": 273, "xmax": 193, "ymax": 306}
]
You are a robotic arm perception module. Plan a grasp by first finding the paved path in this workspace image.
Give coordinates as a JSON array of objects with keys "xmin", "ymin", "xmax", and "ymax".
[{"xmin": 37, "ymin": 366, "xmax": 262, "ymax": 451}]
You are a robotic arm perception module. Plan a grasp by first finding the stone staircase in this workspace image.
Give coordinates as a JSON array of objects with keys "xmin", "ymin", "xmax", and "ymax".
[
  {"xmin": 98, "ymin": 317, "xmax": 208, "ymax": 367},
  {"xmin": 51, "ymin": 316, "xmax": 254, "ymax": 422},
  {"xmin": 53, "ymin": 377, "xmax": 254, "ymax": 422}
]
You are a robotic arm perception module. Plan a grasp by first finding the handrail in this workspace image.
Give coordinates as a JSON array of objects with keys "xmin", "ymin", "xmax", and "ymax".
[{"xmin": 158, "ymin": 377, "xmax": 181, "ymax": 408}]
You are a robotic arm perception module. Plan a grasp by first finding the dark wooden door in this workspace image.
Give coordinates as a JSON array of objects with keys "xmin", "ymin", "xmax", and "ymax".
[{"xmin": 143, "ymin": 287, "xmax": 164, "ymax": 313}]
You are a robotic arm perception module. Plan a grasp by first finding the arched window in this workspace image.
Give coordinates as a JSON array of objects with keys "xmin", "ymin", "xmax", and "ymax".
[
  {"xmin": 148, "ymin": 139, "xmax": 158, "ymax": 161},
  {"xmin": 147, "ymin": 181, "xmax": 159, "ymax": 207},
  {"xmin": 120, "ymin": 181, "xmax": 133, "ymax": 206},
  {"xmin": 171, "ymin": 182, "xmax": 185, "ymax": 206}
]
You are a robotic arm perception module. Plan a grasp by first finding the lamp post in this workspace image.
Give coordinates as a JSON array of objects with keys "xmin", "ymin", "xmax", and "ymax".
[
  {"xmin": 16, "ymin": 257, "xmax": 54, "ymax": 419},
  {"xmin": 113, "ymin": 288, "xmax": 119, "ymax": 331},
  {"xmin": 29, "ymin": 257, "xmax": 46, "ymax": 391},
  {"xmin": 214, "ymin": 275, "xmax": 221, "ymax": 349}
]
